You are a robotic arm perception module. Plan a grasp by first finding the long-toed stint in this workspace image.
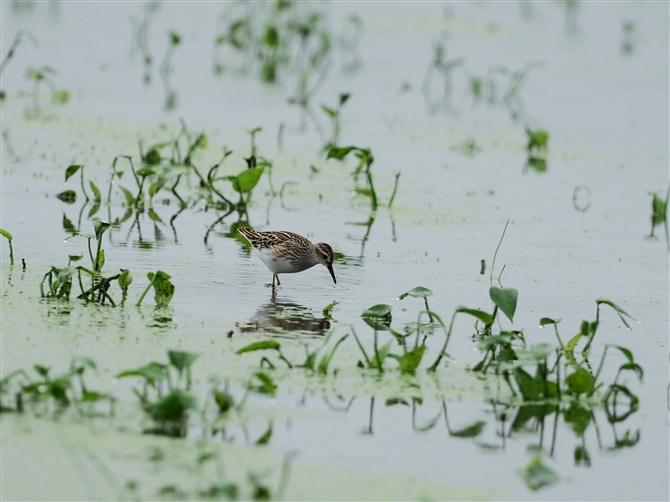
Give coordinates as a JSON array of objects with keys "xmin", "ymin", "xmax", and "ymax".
[{"xmin": 238, "ymin": 227, "xmax": 336, "ymax": 288}]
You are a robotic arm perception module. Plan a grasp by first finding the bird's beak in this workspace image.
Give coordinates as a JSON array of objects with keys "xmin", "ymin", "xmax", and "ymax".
[{"xmin": 327, "ymin": 264, "xmax": 337, "ymax": 284}]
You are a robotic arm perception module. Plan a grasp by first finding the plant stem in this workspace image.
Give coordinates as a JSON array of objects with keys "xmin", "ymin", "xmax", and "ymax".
[
  {"xmin": 490, "ymin": 219, "xmax": 510, "ymax": 285},
  {"xmin": 80, "ymin": 167, "xmax": 90, "ymax": 203},
  {"xmin": 135, "ymin": 275, "xmax": 156, "ymax": 307},
  {"xmin": 388, "ymin": 172, "xmax": 401, "ymax": 208}
]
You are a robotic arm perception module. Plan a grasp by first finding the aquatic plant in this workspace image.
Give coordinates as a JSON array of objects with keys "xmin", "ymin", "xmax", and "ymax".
[
  {"xmin": 0, "ymin": 29, "xmax": 39, "ymax": 100},
  {"xmin": 160, "ymin": 30, "xmax": 181, "ymax": 109},
  {"xmin": 326, "ymin": 145, "xmax": 378, "ymax": 210},
  {"xmin": 135, "ymin": 270, "xmax": 175, "ymax": 308},
  {"xmin": 524, "ymin": 127, "xmax": 549, "ymax": 173},
  {"xmin": 117, "ymin": 350, "xmax": 199, "ymax": 436},
  {"xmin": 647, "ymin": 185, "xmax": 669, "ymax": 248},
  {"xmin": 0, "ymin": 228, "xmax": 14, "ymax": 265},
  {"xmin": 321, "ymin": 92, "xmax": 350, "ymax": 150},
  {"xmin": 0, "ymin": 357, "xmax": 113, "ymax": 415},
  {"xmin": 422, "ymin": 32, "xmax": 463, "ymax": 113},
  {"xmin": 24, "ymin": 65, "xmax": 69, "ymax": 112}
]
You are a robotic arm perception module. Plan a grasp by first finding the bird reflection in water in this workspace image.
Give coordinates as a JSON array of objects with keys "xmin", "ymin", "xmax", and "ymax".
[{"xmin": 240, "ymin": 296, "xmax": 330, "ymax": 337}]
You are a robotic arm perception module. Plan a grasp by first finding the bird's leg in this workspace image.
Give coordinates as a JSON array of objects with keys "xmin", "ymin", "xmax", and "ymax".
[
  {"xmin": 276, "ymin": 274, "xmax": 281, "ymax": 286},
  {"xmin": 272, "ymin": 274, "xmax": 277, "ymax": 288}
]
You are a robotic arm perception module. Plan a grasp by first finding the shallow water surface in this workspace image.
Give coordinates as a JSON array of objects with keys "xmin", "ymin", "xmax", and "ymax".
[{"xmin": 1, "ymin": 1, "xmax": 668, "ymax": 500}]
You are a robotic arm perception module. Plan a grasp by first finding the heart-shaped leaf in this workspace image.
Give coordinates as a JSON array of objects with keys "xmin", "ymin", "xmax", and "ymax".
[{"xmin": 489, "ymin": 286, "xmax": 518, "ymax": 323}]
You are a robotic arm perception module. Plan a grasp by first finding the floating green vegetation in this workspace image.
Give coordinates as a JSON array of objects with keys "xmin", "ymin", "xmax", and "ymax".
[
  {"xmin": 236, "ymin": 329, "xmax": 349, "ymax": 376},
  {"xmin": 117, "ymin": 350, "xmax": 199, "ymax": 437},
  {"xmin": 523, "ymin": 457, "xmax": 559, "ymax": 491},
  {"xmin": 135, "ymin": 270, "xmax": 175, "ymax": 308},
  {"xmin": 40, "ymin": 216, "xmax": 172, "ymax": 308},
  {"xmin": 24, "ymin": 65, "xmax": 69, "ymax": 116},
  {"xmin": 326, "ymin": 145, "xmax": 400, "ymax": 212},
  {"xmin": 213, "ymin": 3, "xmax": 361, "ymax": 84},
  {"xmin": 0, "ymin": 357, "xmax": 113, "ymax": 415},
  {"xmin": 0, "ymin": 228, "xmax": 14, "ymax": 265},
  {"xmin": 525, "ymin": 127, "xmax": 550, "ymax": 173},
  {"xmin": 647, "ymin": 185, "xmax": 669, "ymax": 249}
]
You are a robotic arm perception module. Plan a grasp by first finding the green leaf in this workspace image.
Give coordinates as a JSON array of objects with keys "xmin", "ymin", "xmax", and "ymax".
[
  {"xmin": 81, "ymin": 391, "xmax": 107, "ymax": 402},
  {"xmin": 213, "ymin": 389, "xmax": 235, "ymax": 413},
  {"xmin": 454, "ymin": 307, "xmax": 494, "ymax": 325},
  {"xmin": 251, "ymin": 372, "xmax": 276, "ymax": 397},
  {"xmin": 619, "ymin": 362, "xmax": 644, "ymax": 382},
  {"xmin": 68, "ymin": 254, "xmax": 83, "ymax": 263},
  {"xmin": 94, "ymin": 249, "xmax": 105, "ymax": 270},
  {"xmin": 118, "ymin": 186, "xmax": 135, "ymax": 206},
  {"xmin": 34, "ymin": 364, "xmax": 50, "ymax": 378},
  {"xmin": 565, "ymin": 332, "xmax": 582, "ymax": 353},
  {"xmin": 150, "ymin": 271, "xmax": 175, "ymax": 308},
  {"xmin": 52, "ymin": 89, "xmax": 69, "ymax": 104},
  {"xmin": 523, "ymin": 457, "xmax": 558, "ymax": 491},
  {"xmin": 478, "ymin": 334, "xmax": 513, "ymax": 350},
  {"xmin": 65, "ymin": 164, "xmax": 83, "ymax": 182},
  {"xmin": 326, "ymin": 146, "xmax": 357, "ymax": 160},
  {"xmin": 89, "ymin": 181, "xmax": 101, "ymax": 201},
  {"xmin": 397, "ymin": 345, "xmax": 425, "ymax": 374},
  {"xmin": 148, "ymin": 208, "xmax": 163, "ymax": 223},
  {"xmin": 168, "ymin": 350, "xmax": 199, "ymax": 373},
  {"xmin": 255, "ymin": 423, "xmax": 273, "ymax": 445},
  {"xmin": 596, "ymin": 298, "xmax": 638, "ymax": 330},
  {"xmin": 450, "ymin": 421, "xmax": 486, "ymax": 438},
  {"xmin": 385, "ymin": 398, "xmax": 409, "ymax": 406},
  {"xmin": 149, "ymin": 179, "xmax": 166, "ymax": 198},
  {"xmin": 321, "ymin": 104, "xmax": 337, "ymax": 118},
  {"xmin": 514, "ymin": 367, "xmax": 542, "ymax": 400},
  {"xmin": 565, "ymin": 368, "xmax": 594, "ymax": 395},
  {"xmin": 144, "ymin": 148, "xmax": 161, "ymax": 165},
  {"xmin": 118, "ymin": 269, "xmax": 133, "ymax": 290},
  {"xmin": 136, "ymin": 168, "xmax": 155, "ymax": 177},
  {"xmin": 88, "ymin": 200, "xmax": 100, "ymax": 218},
  {"xmin": 489, "ymin": 286, "xmax": 518, "ymax": 323},
  {"xmin": 116, "ymin": 362, "xmax": 167, "ymax": 385},
  {"xmin": 361, "ymin": 304, "xmax": 392, "ymax": 319},
  {"xmin": 0, "ymin": 229, "xmax": 13, "ymax": 240},
  {"xmin": 317, "ymin": 334, "xmax": 348, "ymax": 375},
  {"xmin": 398, "ymin": 286, "xmax": 433, "ymax": 300},
  {"xmin": 62, "ymin": 214, "xmax": 76, "ymax": 233},
  {"xmin": 91, "ymin": 217, "xmax": 111, "ymax": 240},
  {"xmin": 322, "ymin": 301, "xmax": 339, "ymax": 317},
  {"xmin": 563, "ymin": 402, "xmax": 592, "ymax": 436},
  {"xmin": 57, "ymin": 190, "xmax": 77, "ymax": 203},
  {"xmin": 234, "ymin": 167, "xmax": 264, "ymax": 193},
  {"xmin": 361, "ymin": 304, "xmax": 393, "ymax": 330},
  {"xmin": 149, "ymin": 389, "xmax": 196, "ymax": 422},
  {"xmin": 369, "ymin": 341, "xmax": 391, "ymax": 369},
  {"xmin": 236, "ymin": 340, "xmax": 281, "ymax": 354},
  {"xmin": 539, "ymin": 317, "xmax": 560, "ymax": 326},
  {"xmin": 526, "ymin": 129, "xmax": 549, "ymax": 148},
  {"xmin": 609, "ymin": 344, "xmax": 634, "ymax": 364}
]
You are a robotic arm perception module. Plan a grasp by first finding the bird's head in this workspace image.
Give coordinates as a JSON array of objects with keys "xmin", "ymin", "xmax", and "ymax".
[{"xmin": 315, "ymin": 242, "xmax": 336, "ymax": 284}]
